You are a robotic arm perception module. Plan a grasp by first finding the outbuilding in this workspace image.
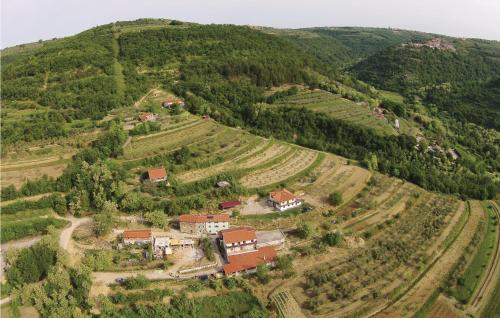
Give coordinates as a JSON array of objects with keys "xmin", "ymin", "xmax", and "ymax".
[
  {"xmin": 219, "ymin": 200, "xmax": 241, "ymax": 210},
  {"xmin": 147, "ymin": 167, "xmax": 167, "ymax": 183}
]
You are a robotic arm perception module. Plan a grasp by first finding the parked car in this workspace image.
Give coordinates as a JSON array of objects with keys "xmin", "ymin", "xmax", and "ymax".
[{"xmin": 115, "ymin": 277, "xmax": 126, "ymax": 284}]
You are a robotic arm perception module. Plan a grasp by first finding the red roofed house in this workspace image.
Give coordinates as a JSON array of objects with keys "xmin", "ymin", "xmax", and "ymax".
[
  {"xmin": 268, "ymin": 188, "xmax": 302, "ymax": 211},
  {"xmin": 219, "ymin": 200, "xmax": 241, "ymax": 210},
  {"xmin": 218, "ymin": 227, "xmax": 257, "ymax": 260},
  {"xmin": 138, "ymin": 112, "xmax": 156, "ymax": 122},
  {"xmin": 147, "ymin": 167, "xmax": 167, "ymax": 183},
  {"xmin": 223, "ymin": 246, "xmax": 277, "ymax": 276},
  {"xmin": 179, "ymin": 214, "xmax": 230, "ymax": 235},
  {"xmin": 123, "ymin": 229, "xmax": 152, "ymax": 245}
]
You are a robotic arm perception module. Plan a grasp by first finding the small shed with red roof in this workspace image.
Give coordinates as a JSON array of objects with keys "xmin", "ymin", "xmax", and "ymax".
[
  {"xmin": 219, "ymin": 200, "xmax": 241, "ymax": 210},
  {"xmin": 147, "ymin": 167, "xmax": 167, "ymax": 183}
]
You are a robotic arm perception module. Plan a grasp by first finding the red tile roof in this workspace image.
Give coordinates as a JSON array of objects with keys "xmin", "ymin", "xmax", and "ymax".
[
  {"xmin": 219, "ymin": 200, "xmax": 241, "ymax": 209},
  {"xmin": 123, "ymin": 230, "xmax": 152, "ymax": 240},
  {"xmin": 179, "ymin": 214, "xmax": 230, "ymax": 223},
  {"xmin": 269, "ymin": 188, "xmax": 296, "ymax": 203},
  {"xmin": 223, "ymin": 246, "xmax": 277, "ymax": 275},
  {"xmin": 148, "ymin": 167, "xmax": 167, "ymax": 180},
  {"xmin": 219, "ymin": 227, "xmax": 256, "ymax": 244}
]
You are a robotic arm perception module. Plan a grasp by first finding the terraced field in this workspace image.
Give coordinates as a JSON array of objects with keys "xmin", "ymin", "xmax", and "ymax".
[
  {"xmin": 274, "ymin": 90, "xmax": 420, "ymax": 136},
  {"xmin": 275, "ymin": 90, "xmax": 398, "ymax": 135},
  {"xmin": 290, "ymin": 193, "xmax": 465, "ymax": 317},
  {"xmin": 123, "ymin": 119, "xmax": 220, "ymax": 160},
  {"xmin": 240, "ymin": 148, "xmax": 320, "ymax": 188}
]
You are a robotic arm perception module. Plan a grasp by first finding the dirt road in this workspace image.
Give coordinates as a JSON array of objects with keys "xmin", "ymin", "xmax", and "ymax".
[{"xmin": 58, "ymin": 216, "xmax": 92, "ymax": 251}]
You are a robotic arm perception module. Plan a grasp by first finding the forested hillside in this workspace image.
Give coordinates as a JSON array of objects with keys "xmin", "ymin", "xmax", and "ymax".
[
  {"xmin": 277, "ymin": 27, "xmax": 433, "ymax": 67},
  {"xmin": 351, "ymin": 39, "xmax": 500, "ymax": 129},
  {"xmin": 1, "ymin": 19, "xmax": 498, "ymax": 199}
]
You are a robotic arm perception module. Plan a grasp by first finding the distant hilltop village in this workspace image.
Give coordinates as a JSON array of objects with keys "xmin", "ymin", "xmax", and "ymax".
[{"xmin": 405, "ymin": 37, "xmax": 456, "ymax": 52}]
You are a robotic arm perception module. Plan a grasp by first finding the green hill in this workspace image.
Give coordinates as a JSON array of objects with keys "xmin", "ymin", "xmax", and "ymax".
[
  {"xmin": 1, "ymin": 19, "xmax": 498, "ymax": 199},
  {"xmin": 264, "ymin": 27, "xmax": 433, "ymax": 67},
  {"xmin": 350, "ymin": 38, "xmax": 500, "ymax": 129}
]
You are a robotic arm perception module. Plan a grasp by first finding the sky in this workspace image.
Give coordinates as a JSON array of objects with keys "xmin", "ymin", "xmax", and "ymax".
[{"xmin": 2, "ymin": 0, "xmax": 500, "ymax": 48}]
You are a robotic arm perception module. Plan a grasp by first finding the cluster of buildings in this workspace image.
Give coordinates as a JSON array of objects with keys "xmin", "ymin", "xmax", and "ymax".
[
  {"xmin": 122, "ymin": 229, "xmax": 194, "ymax": 259},
  {"xmin": 177, "ymin": 212, "xmax": 286, "ymax": 276},
  {"xmin": 218, "ymin": 227, "xmax": 285, "ymax": 276},
  {"xmin": 179, "ymin": 214, "xmax": 230, "ymax": 235},
  {"xmin": 121, "ymin": 185, "xmax": 299, "ymax": 276}
]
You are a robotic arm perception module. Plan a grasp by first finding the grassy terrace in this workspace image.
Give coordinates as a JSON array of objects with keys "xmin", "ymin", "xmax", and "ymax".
[
  {"xmin": 452, "ymin": 202, "xmax": 498, "ymax": 303},
  {"xmin": 275, "ymin": 90, "xmax": 398, "ymax": 135}
]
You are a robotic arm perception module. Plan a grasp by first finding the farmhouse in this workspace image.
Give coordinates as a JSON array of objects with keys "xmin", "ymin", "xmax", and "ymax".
[
  {"xmin": 268, "ymin": 188, "xmax": 302, "ymax": 211},
  {"xmin": 123, "ymin": 230, "xmax": 152, "ymax": 245},
  {"xmin": 218, "ymin": 227, "xmax": 258, "ymax": 260},
  {"xmin": 223, "ymin": 246, "xmax": 277, "ymax": 276},
  {"xmin": 138, "ymin": 112, "xmax": 156, "ymax": 122},
  {"xmin": 147, "ymin": 167, "xmax": 167, "ymax": 182},
  {"xmin": 179, "ymin": 214, "xmax": 230, "ymax": 235},
  {"xmin": 219, "ymin": 200, "xmax": 241, "ymax": 210}
]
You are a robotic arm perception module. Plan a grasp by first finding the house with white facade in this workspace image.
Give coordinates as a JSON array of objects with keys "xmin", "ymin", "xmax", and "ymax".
[
  {"xmin": 268, "ymin": 188, "xmax": 302, "ymax": 211},
  {"xmin": 179, "ymin": 214, "xmax": 230, "ymax": 235},
  {"xmin": 218, "ymin": 227, "xmax": 258, "ymax": 261}
]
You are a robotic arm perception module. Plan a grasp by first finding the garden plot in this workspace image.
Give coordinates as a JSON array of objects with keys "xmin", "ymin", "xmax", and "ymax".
[
  {"xmin": 271, "ymin": 289, "xmax": 306, "ymax": 318},
  {"xmin": 425, "ymin": 296, "xmax": 463, "ymax": 318},
  {"xmin": 240, "ymin": 149, "xmax": 319, "ymax": 188}
]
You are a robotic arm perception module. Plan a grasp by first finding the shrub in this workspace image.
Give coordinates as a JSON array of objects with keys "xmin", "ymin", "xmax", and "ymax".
[
  {"xmin": 323, "ymin": 231, "xmax": 344, "ymax": 247},
  {"xmin": 328, "ymin": 192, "xmax": 343, "ymax": 206},
  {"xmin": 200, "ymin": 238, "xmax": 215, "ymax": 261},
  {"xmin": 125, "ymin": 274, "xmax": 151, "ymax": 290}
]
